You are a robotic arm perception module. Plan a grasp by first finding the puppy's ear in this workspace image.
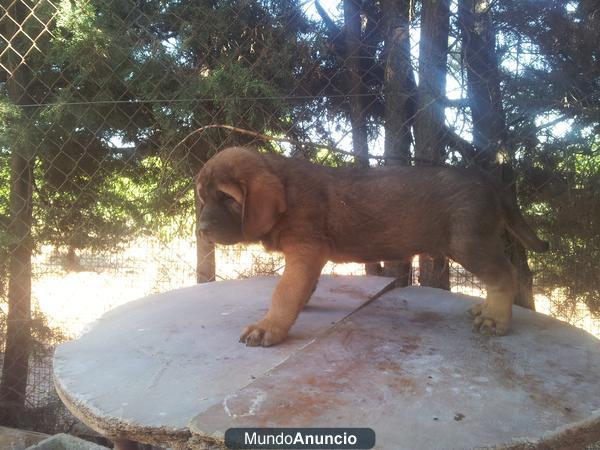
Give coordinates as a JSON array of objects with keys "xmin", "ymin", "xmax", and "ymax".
[{"xmin": 241, "ymin": 172, "xmax": 286, "ymax": 240}]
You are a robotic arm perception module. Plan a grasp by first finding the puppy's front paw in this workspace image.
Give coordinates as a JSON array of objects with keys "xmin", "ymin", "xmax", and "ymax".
[
  {"xmin": 239, "ymin": 320, "xmax": 288, "ymax": 347},
  {"xmin": 469, "ymin": 303, "xmax": 510, "ymax": 336},
  {"xmin": 467, "ymin": 303, "xmax": 484, "ymax": 318}
]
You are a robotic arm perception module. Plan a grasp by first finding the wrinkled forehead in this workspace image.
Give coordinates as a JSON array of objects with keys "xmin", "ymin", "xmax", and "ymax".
[
  {"xmin": 195, "ymin": 147, "xmax": 261, "ymax": 195},
  {"xmin": 195, "ymin": 162, "xmax": 239, "ymax": 198}
]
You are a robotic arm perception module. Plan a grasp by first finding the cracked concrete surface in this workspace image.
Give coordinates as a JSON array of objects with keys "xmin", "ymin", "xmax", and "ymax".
[{"xmin": 53, "ymin": 276, "xmax": 600, "ymax": 449}]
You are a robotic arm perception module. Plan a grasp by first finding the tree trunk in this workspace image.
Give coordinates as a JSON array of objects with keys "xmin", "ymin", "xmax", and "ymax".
[
  {"xmin": 0, "ymin": 154, "xmax": 33, "ymax": 427},
  {"xmin": 418, "ymin": 255, "xmax": 449, "ymax": 290},
  {"xmin": 458, "ymin": 0, "xmax": 504, "ymax": 168},
  {"xmin": 343, "ymin": 0, "xmax": 370, "ymax": 169},
  {"xmin": 379, "ymin": 0, "xmax": 415, "ymax": 284},
  {"xmin": 0, "ymin": 1, "xmax": 34, "ymax": 426},
  {"xmin": 196, "ymin": 235, "xmax": 216, "ymax": 283},
  {"xmin": 382, "ymin": 0, "xmax": 414, "ymax": 167},
  {"xmin": 194, "ymin": 183, "xmax": 216, "ymax": 283},
  {"xmin": 459, "ymin": 0, "xmax": 535, "ymax": 309},
  {"xmin": 342, "ymin": 0, "xmax": 377, "ymax": 275},
  {"xmin": 414, "ymin": 0, "xmax": 451, "ymax": 290}
]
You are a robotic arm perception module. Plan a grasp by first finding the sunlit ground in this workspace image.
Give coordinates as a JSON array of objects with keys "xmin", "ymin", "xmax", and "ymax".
[
  {"xmin": 21, "ymin": 239, "xmax": 600, "ymax": 339},
  {"xmin": 535, "ymin": 291, "xmax": 600, "ymax": 337}
]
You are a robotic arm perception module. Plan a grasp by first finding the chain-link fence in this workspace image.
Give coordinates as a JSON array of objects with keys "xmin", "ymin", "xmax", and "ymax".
[{"xmin": 1, "ymin": 0, "xmax": 598, "ymax": 439}]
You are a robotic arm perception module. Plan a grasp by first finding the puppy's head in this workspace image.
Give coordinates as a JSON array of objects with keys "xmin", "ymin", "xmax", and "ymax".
[{"xmin": 195, "ymin": 147, "xmax": 286, "ymax": 244}]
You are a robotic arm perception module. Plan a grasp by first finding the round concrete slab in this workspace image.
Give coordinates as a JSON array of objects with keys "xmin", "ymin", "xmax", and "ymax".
[
  {"xmin": 189, "ymin": 286, "xmax": 600, "ymax": 449},
  {"xmin": 53, "ymin": 277, "xmax": 600, "ymax": 449},
  {"xmin": 53, "ymin": 275, "xmax": 392, "ymax": 447}
]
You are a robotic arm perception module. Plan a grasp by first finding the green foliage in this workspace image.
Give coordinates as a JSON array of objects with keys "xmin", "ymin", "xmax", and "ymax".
[
  {"xmin": 1, "ymin": 0, "xmax": 598, "ymax": 317},
  {"xmin": 524, "ymin": 142, "xmax": 600, "ymax": 313},
  {"xmin": 1, "ymin": 0, "xmax": 316, "ymax": 266},
  {"xmin": 53, "ymin": 0, "xmax": 112, "ymax": 64},
  {"xmin": 495, "ymin": 0, "xmax": 600, "ymax": 313},
  {"xmin": 202, "ymin": 64, "xmax": 283, "ymax": 127}
]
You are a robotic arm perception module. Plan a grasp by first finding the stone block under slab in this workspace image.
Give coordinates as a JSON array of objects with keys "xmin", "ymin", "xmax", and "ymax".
[
  {"xmin": 0, "ymin": 426, "xmax": 48, "ymax": 450},
  {"xmin": 26, "ymin": 433, "xmax": 108, "ymax": 450}
]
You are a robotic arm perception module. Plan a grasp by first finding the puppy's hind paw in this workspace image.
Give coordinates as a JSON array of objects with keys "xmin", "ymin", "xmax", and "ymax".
[{"xmin": 239, "ymin": 320, "xmax": 287, "ymax": 347}]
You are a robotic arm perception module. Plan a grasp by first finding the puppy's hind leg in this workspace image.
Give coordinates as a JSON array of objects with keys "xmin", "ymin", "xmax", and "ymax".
[
  {"xmin": 302, "ymin": 280, "xmax": 319, "ymax": 308},
  {"xmin": 240, "ymin": 246, "xmax": 327, "ymax": 347},
  {"xmin": 453, "ymin": 241, "xmax": 517, "ymax": 336}
]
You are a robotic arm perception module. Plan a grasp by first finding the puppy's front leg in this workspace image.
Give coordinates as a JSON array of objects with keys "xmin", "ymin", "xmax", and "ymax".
[{"xmin": 240, "ymin": 247, "xmax": 326, "ymax": 347}]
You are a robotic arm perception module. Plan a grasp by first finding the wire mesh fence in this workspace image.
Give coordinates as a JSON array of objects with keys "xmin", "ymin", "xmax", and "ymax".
[{"xmin": 0, "ymin": 0, "xmax": 598, "ymax": 438}]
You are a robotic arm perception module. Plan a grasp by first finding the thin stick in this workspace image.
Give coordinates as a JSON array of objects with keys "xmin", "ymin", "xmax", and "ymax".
[{"xmin": 173, "ymin": 124, "xmax": 386, "ymax": 161}]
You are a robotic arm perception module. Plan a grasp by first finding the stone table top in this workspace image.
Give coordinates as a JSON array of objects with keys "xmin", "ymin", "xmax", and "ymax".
[{"xmin": 53, "ymin": 276, "xmax": 600, "ymax": 449}]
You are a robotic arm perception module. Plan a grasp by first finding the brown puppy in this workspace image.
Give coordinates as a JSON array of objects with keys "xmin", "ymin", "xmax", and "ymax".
[{"xmin": 196, "ymin": 146, "xmax": 548, "ymax": 347}]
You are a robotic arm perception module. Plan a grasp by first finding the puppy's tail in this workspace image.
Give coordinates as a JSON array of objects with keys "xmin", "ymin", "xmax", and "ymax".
[{"xmin": 502, "ymin": 191, "xmax": 549, "ymax": 252}]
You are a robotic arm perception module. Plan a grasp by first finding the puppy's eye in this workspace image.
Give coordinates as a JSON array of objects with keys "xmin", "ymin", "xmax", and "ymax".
[
  {"xmin": 217, "ymin": 190, "xmax": 242, "ymax": 215},
  {"xmin": 218, "ymin": 190, "xmax": 236, "ymax": 203}
]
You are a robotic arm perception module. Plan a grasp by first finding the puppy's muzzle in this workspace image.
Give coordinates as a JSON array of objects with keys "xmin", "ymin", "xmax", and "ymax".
[
  {"xmin": 196, "ymin": 220, "xmax": 216, "ymax": 241},
  {"xmin": 197, "ymin": 220, "xmax": 213, "ymax": 234}
]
